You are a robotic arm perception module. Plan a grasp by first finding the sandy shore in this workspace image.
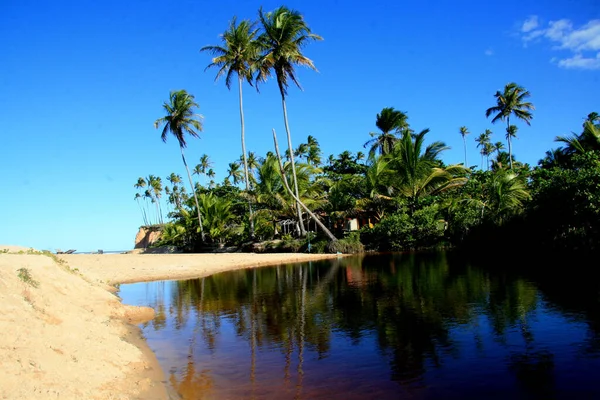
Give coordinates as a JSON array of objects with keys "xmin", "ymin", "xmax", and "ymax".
[{"xmin": 0, "ymin": 245, "xmax": 343, "ymax": 399}]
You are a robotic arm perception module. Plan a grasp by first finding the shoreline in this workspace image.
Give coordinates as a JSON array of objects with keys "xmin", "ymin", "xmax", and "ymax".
[{"xmin": 1, "ymin": 247, "xmax": 346, "ymax": 399}]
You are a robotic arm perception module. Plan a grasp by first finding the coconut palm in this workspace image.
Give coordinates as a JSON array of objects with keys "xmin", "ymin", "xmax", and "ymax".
[
  {"xmin": 390, "ymin": 129, "xmax": 468, "ymax": 212},
  {"xmin": 485, "ymin": 171, "xmax": 531, "ymax": 224},
  {"xmin": 134, "ymin": 193, "xmax": 149, "ymax": 226},
  {"xmin": 307, "ymin": 135, "xmax": 322, "ymax": 166},
  {"xmin": 364, "ymin": 107, "xmax": 409, "ymax": 157},
  {"xmin": 227, "ymin": 162, "xmax": 244, "ymax": 185},
  {"xmin": 556, "ymin": 120, "xmax": 600, "ymax": 154},
  {"xmin": 485, "ymin": 83, "xmax": 534, "ymax": 169},
  {"xmin": 134, "ymin": 177, "xmax": 150, "ymax": 225},
  {"xmin": 154, "ymin": 90, "xmax": 205, "ymax": 242},
  {"xmin": 256, "ymin": 6, "xmax": 323, "ymax": 236},
  {"xmin": 459, "ymin": 126, "xmax": 470, "ymax": 166},
  {"xmin": 356, "ymin": 156, "xmax": 395, "ymax": 222},
  {"xmin": 148, "ymin": 175, "xmax": 164, "ymax": 224},
  {"xmin": 201, "ymin": 19, "xmax": 259, "ymax": 237},
  {"xmin": 475, "ymin": 130, "xmax": 492, "ymax": 170}
]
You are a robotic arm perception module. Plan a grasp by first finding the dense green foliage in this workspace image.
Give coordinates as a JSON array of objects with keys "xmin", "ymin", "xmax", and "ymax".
[{"xmin": 134, "ymin": 6, "xmax": 598, "ymax": 256}]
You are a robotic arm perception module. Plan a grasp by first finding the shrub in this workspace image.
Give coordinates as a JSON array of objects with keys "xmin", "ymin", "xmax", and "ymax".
[
  {"xmin": 17, "ymin": 268, "xmax": 39, "ymax": 288},
  {"xmin": 327, "ymin": 232, "xmax": 365, "ymax": 254},
  {"xmin": 362, "ymin": 205, "xmax": 445, "ymax": 251}
]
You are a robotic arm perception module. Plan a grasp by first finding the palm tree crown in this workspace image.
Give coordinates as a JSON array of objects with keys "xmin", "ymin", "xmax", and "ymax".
[
  {"xmin": 364, "ymin": 107, "xmax": 409, "ymax": 157},
  {"xmin": 485, "ymin": 82, "xmax": 534, "ymax": 126},
  {"xmin": 201, "ymin": 17, "xmax": 259, "ymax": 88},
  {"xmin": 256, "ymin": 6, "xmax": 323, "ymax": 96},
  {"xmin": 154, "ymin": 90, "xmax": 203, "ymax": 149}
]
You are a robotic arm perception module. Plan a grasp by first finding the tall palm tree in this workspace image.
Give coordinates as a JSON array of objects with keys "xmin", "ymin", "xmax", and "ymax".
[
  {"xmin": 202, "ymin": 17, "xmax": 259, "ymax": 238},
  {"xmin": 485, "ymin": 82, "xmax": 534, "ymax": 169},
  {"xmin": 256, "ymin": 6, "xmax": 323, "ymax": 237},
  {"xmin": 475, "ymin": 130, "xmax": 492, "ymax": 170},
  {"xmin": 306, "ymin": 135, "xmax": 322, "ymax": 166},
  {"xmin": 364, "ymin": 107, "xmax": 409, "ymax": 157},
  {"xmin": 154, "ymin": 90, "xmax": 205, "ymax": 242},
  {"xmin": 134, "ymin": 177, "xmax": 150, "ymax": 225},
  {"xmin": 459, "ymin": 126, "xmax": 470, "ymax": 166},
  {"xmin": 166, "ymin": 173, "xmax": 184, "ymax": 210},
  {"xmin": 148, "ymin": 175, "xmax": 164, "ymax": 224}
]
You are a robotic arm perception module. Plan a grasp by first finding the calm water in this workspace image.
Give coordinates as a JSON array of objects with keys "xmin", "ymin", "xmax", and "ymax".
[{"xmin": 119, "ymin": 253, "xmax": 600, "ymax": 399}]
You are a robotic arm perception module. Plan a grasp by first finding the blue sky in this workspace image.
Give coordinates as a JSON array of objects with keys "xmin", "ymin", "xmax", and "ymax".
[{"xmin": 1, "ymin": 0, "xmax": 598, "ymax": 251}]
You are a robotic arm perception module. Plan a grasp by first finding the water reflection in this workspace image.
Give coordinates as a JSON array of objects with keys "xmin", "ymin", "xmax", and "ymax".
[{"xmin": 120, "ymin": 253, "xmax": 600, "ymax": 399}]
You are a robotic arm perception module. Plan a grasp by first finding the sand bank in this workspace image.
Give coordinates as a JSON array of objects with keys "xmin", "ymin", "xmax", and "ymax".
[{"xmin": 0, "ymin": 246, "xmax": 343, "ymax": 399}]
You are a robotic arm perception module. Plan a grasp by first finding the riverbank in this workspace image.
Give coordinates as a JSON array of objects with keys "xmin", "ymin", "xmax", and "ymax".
[{"xmin": 0, "ymin": 245, "xmax": 344, "ymax": 399}]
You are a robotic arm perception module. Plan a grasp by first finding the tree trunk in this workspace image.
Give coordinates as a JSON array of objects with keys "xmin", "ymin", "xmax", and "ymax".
[
  {"xmin": 273, "ymin": 129, "xmax": 337, "ymax": 242},
  {"xmin": 280, "ymin": 96, "xmax": 306, "ymax": 236},
  {"xmin": 181, "ymin": 147, "xmax": 205, "ymax": 242},
  {"xmin": 507, "ymin": 118, "xmax": 513, "ymax": 170},
  {"xmin": 463, "ymin": 136, "xmax": 467, "ymax": 166},
  {"xmin": 239, "ymin": 77, "xmax": 255, "ymax": 239}
]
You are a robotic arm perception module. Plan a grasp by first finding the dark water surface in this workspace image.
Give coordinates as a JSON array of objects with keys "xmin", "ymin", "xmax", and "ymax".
[{"xmin": 119, "ymin": 253, "xmax": 600, "ymax": 399}]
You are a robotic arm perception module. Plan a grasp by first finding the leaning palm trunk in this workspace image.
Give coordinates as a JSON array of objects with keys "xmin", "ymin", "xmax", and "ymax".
[
  {"xmin": 180, "ymin": 147, "xmax": 205, "ymax": 242},
  {"xmin": 281, "ymin": 97, "xmax": 307, "ymax": 236},
  {"xmin": 239, "ymin": 77, "xmax": 255, "ymax": 239},
  {"xmin": 273, "ymin": 129, "xmax": 337, "ymax": 242}
]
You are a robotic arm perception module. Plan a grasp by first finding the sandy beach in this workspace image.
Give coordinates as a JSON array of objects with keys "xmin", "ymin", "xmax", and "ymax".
[{"xmin": 0, "ymin": 245, "xmax": 343, "ymax": 399}]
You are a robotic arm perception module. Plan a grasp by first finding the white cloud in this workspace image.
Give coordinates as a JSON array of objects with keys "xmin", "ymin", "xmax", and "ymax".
[
  {"xmin": 484, "ymin": 48, "xmax": 494, "ymax": 56},
  {"xmin": 557, "ymin": 53, "xmax": 600, "ymax": 70},
  {"xmin": 522, "ymin": 16, "xmax": 539, "ymax": 33},
  {"xmin": 519, "ymin": 16, "xmax": 600, "ymax": 70}
]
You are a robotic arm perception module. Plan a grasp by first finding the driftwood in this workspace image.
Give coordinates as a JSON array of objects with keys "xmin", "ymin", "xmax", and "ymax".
[{"xmin": 272, "ymin": 129, "xmax": 337, "ymax": 242}]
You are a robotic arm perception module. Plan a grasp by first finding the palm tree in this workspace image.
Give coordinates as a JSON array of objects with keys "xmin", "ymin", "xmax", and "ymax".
[
  {"xmin": 148, "ymin": 175, "xmax": 164, "ymax": 224},
  {"xmin": 154, "ymin": 90, "xmax": 205, "ymax": 242},
  {"xmin": 390, "ymin": 129, "xmax": 468, "ymax": 212},
  {"xmin": 166, "ymin": 173, "xmax": 184, "ymax": 210},
  {"xmin": 356, "ymin": 156, "xmax": 395, "ymax": 222},
  {"xmin": 202, "ymin": 18, "xmax": 259, "ymax": 238},
  {"xmin": 307, "ymin": 135, "xmax": 322, "ymax": 166},
  {"xmin": 556, "ymin": 120, "xmax": 600, "ymax": 154},
  {"xmin": 459, "ymin": 126, "xmax": 470, "ymax": 166},
  {"xmin": 134, "ymin": 177, "xmax": 150, "ymax": 225},
  {"xmin": 364, "ymin": 107, "xmax": 409, "ymax": 157},
  {"xmin": 485, "ymin": 82, "xmax": 534, "ymax": 169},
  {"xmin": 256, "ymin": 6, "xmax": 323, "ymax": 237},
  {"xmin": 485, "ymin": 171, "xmax": 531, "ymax": 224},
  {"xmin": 475, "ymin": 130, "xmax": 492, "ymax": 170},
  {"xmin": 134, "ymin": 193, "xmax": 149, "ymax": 226},
  {"xmin": 227, "ymin": 162, "xmax": 244, "ymax": 185}
]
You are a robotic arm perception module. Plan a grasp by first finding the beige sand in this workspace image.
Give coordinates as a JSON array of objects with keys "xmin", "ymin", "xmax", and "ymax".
[{"xmin": 0, "ymin": 245, "xmax": 343, "ymax": 399}]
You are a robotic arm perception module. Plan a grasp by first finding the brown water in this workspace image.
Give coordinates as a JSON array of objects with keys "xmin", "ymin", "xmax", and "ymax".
[{"xmin": 119, "ymin": 252, "xmax": 600, "ymax": 399}]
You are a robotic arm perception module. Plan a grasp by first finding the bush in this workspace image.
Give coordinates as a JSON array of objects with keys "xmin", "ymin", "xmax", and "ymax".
[
  {"xmin": 362, "ymin": 205, "xmax": 445, "ymax": 251},
  {"xmin": 327, "ymin": 232, "xmax": 365, "ymax": 254}
]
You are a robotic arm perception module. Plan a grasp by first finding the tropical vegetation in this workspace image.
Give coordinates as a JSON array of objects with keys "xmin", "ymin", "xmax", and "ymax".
[{"xmin": 133, "ymin": 6, "xmax": 598, "ymax": 256}]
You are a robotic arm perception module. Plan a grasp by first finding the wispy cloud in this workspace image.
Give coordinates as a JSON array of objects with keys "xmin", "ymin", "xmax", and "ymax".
[
  {"xmin": 484, "ymin": 48, "xmax": 494, "ymax": 56},
  {"xmin": 519, "ymin": 16, "xmax": 600, "ymax": 70},
  {"xmin": 521, "ymin": 16, "xmax": 539, "ymax": 33}
]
